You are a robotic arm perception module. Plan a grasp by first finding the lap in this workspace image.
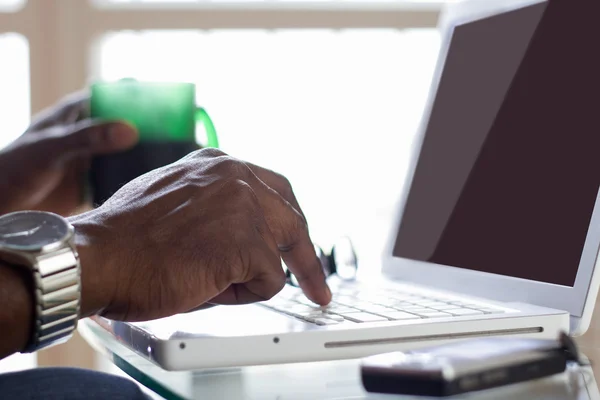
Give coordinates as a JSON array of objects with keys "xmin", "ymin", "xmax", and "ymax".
[{"xmin": 0, "ymin": 367, "xmax": 151, "ymax": 400}]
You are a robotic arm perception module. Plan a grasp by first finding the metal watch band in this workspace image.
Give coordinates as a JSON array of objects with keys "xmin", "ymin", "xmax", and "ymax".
[{"xmin": 23, "ymin": 244, "xmax": 81, "ymax": 353}]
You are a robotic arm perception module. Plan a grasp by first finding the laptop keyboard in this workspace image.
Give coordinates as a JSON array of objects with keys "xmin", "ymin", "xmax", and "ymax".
[{"xmin": 261, "ymin": 285, "xmax": 511, "ymax": 326}]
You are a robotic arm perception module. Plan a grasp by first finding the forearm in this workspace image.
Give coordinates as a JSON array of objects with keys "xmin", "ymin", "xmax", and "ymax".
[
  {"xmin": 69, "ymin": 212, "xmax": 113, "ymax": 319},
  {"xmin": 0, "ymin": 213, "xmax": 108, "ymax": 360},
  {"xmin": 0, "ymin": 261, "xmax": 33, "ymax": 360}
]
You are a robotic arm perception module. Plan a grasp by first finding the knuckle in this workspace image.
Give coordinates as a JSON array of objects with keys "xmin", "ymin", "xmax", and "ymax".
[
  {"xmin": 277, "ymin": 177, "xmax": 301, "ymax": 210},
  {"xmin": 222, "ymin": 178, "xmax": 257, "ymax": 203},
  {"xmin": 198, "ymin": 147, "xmax": 227, "ymax": 158},
  {"xmin": 292, "ymin": 210, "xmax": 308, "ymax": 232},
  {"xmin": 222, "ymin": 158, "xmax": 251, "ymax": 178},
  {"xmin": 273, "ymin": 172, "xmax": 294, "ymax": 194},
  {"xmin": 262, "ymin": 270, "xmax": 287, "ymax": 300},
  {"xmin": 204, "ymin": 153, "xmax": 251, "ymax": 179},
  {"xmin": 281, "ymin": 210, "xmax": 308, "ymax": 242},
  {"xmin": 275, "ymin": 172, "xmax": 293, "ymax": 189}
]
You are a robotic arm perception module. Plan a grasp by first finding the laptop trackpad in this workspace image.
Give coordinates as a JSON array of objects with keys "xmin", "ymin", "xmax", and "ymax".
[{"xmin": 128, "ymin": 304, "xmax": 317, "ymax": 340}]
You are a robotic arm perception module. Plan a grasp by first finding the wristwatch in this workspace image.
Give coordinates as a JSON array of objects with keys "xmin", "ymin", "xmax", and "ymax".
[{"xmin": 0, "ymin": 211, "xmax": 81, "ymax": 353}]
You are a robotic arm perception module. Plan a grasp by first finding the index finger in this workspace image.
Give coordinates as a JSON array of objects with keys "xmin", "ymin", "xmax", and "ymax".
[
  {"xmin": 246, "ymin": 163, "xmax": 307, "ymax": 223},
  {"xmin": 245, "ymin": 170, "xmax": 332, "ymax": 305}
]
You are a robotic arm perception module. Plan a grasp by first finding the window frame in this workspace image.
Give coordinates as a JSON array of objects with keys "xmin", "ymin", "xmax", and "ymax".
[{"xmin": 0, "ymin": 0, "xmax": 441, "ymax": 114}]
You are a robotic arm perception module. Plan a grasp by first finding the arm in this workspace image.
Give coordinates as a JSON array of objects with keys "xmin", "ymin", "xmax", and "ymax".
[
  {"xmin": 0, "ymin": 148, "xmax": 331, "ymax": 360},
  {"xmin": 0, "ymin": 261, "xmax": 33, "ymax": 359},
  {"xmin": 0, "ymin": 225, "xmax": 112, "ymax": 361}
]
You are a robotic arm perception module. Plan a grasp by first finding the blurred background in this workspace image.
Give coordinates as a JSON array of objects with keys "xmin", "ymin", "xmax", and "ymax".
[{"xmin": 0, "ymin": 0, "xmax": 444, "ymax": 375}]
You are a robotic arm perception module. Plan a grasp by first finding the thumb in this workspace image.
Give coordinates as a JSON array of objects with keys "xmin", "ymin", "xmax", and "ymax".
[{"xmin": 49, "ymin": 120, "xmax": 139, "ymax": 161}]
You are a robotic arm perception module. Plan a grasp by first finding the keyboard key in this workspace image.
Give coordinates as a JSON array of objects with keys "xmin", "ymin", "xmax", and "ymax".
[
  {"xmin": 333, "ymin": 295, "xmax": 357, "ymax": 302},
  {"xmin": 392, "ymin": 301, "xmax": 415, "ymax": 306},
  {"xmin": 414, "ymin": 311, "xmax": 452, "ymax": 318},
  {"xmin": 461, "ymin": 304, "xmax": 488, "ymax": 310},
  {"xmin": 310, "ymin": 317, "xmax": 342, "ymax": 325},
  {"xmin": 357, "ymin": 305, "xmax": 397, "ymax": 314},
  {"xmin": 306, "ymin": 312, "xmax": 343, "ymax": 319},
  {"xmin": 355, "ymin": 293, "xmax": 381, "ymax": 301},
  {"xmin": 478, "ymin": 308, "xmax": 505, "ymax": 314},
  {"xmin": 294, "ymin": 297, "xmax": 318, "ymax": 306},
  {"xmin": 447, "ymin": 309, "xmax": 485, "ymax": 316},
  {"xmin": 395, "ymin": 306, "xmax": 432, "ymax": 313},
  {"xmin": 337, "ymin": 320, "xmax": 359, "ymax": 325},
  {"xmin": 383, "ymin": 311, "xmax": 422, "ymax": 320},
  {"xmin": 390, "ymin": 296, "xmax": 421, "ymax": 302},
  {"xmin": 293, "ymin": 310, "xmax": 326, "ymax": 317},
  {"xmin": 323, "ymin": 303, "xmax": 359, "ymax": 311},
  {"xmin": 430, "ymin": 304, "xmax": 463, "ymax": 311},
  {"xmin": 448, "ymin": 301, "xmax": 484, "ymax": 308},
  {"xmin": 298, "ymin": 312, "xmax": 345, "ymax": 322},
  {"xmin": 325, "ymin": 307, "xmax": 361, "ymax": 314},
  {"xmin": 277, "ymin": 305, "xmax": 320, "ymax": 314},
  {"xmin": 371, "ymin": 298, "xmax": 396, "ymax": 305},
  {"xmin": 411, "ymin": 300, "xmax": 447, "ymax": 307},
  {"xmin": 265, "ymin": 284, "xmax": 513, "ymax": 326},
  {"xmin": 342, "ymin": 313, "xmax": 390, "ymax": 323},
  {"xmin": 336, "ymin": 287, "xmax": 358, "ymax": 294},
  {"xmin": 380, "ymin": 300, "xmax": 409, "ymax": 308},
  {"xmin": 321, "ymin": 314, "xmax": 345, "ymax": 322},
  {"xmin": 333, "ymin": 298, "xmax": 363, "ymax": 307},
  {"xmin": 262, "ymin": 299, "xmax": 296, "ymax": 307}
]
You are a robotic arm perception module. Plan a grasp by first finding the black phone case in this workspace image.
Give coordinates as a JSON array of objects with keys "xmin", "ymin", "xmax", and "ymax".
[{"xmin": 361, "ymin": 349, "xmax": 568, "ymax": 397}]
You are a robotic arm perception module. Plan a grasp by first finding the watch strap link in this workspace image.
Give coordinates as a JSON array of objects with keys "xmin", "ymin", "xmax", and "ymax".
[{"xmin": 23, "ymin": 245, "xmax": 81, "ymax": 353}]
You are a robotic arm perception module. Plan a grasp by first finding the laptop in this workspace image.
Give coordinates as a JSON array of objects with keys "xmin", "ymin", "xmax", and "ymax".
[{"xmin": 90, "ymin": 0, "xmax": 600, "ymax": 371}]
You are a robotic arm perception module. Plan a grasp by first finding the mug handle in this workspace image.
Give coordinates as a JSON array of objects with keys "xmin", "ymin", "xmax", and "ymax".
[{"xmin": 195, "ymin": 107, "xmax": 220, "ymax": 148}]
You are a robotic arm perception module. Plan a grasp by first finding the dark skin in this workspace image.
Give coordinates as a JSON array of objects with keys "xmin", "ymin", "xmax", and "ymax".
[
  {"xmin": 0, "ymin": 94, "xmax": 331, "ymax": 360},
  {"xmin": 0, "ymin": 92, "xmax": 138, "ymax": 216}
]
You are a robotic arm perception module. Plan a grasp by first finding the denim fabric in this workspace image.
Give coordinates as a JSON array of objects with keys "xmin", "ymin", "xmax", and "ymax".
[{"xmin": 0, "ymin": 367, "xmax": 151, "ymax": 400}]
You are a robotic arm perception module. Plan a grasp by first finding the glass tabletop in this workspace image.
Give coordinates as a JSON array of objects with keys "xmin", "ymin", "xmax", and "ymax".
[{"xmin": 78, "ymin": 319, "xmax": 600, "ymax": 400}]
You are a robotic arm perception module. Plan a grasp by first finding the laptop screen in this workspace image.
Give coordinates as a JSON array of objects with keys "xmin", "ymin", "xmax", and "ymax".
[{"xmin": 393, "ymin": 1, "xmax": 600, "ymax": 287}]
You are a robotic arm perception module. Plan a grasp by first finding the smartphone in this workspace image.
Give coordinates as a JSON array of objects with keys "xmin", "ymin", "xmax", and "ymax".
[{"xmin": 361, "ymin": 337, "xmax": 572, "ymax": 397}]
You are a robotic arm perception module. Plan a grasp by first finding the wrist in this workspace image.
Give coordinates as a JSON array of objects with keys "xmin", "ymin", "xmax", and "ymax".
[
  {"xmin": 69, "ymin": 211, "xmax": 114, "ymax": 318},
  {"xmin": 0, "ymin": 260, "xmax": 34, "ymax": 357}
]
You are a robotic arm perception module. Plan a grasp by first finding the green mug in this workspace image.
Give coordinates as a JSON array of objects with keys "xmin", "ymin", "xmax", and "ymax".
[
  {"xmin": 90, "ymin": 80, "xmax": 219, "ymax": 146},
  {"xmin": 88, "ymin": 80, "xmax": 219, "ymax": 205}
]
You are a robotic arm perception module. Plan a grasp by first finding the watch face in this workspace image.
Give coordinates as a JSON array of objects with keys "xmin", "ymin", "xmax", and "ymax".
[{"xmin": 0, "ymin": 211, "xmax": 70, "ymax": 251}]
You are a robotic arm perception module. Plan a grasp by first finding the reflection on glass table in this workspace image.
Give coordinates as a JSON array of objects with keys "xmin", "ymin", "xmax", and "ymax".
[{"xmin": 79, "ymin": 318, "xmax": 600, "ymax": 400}]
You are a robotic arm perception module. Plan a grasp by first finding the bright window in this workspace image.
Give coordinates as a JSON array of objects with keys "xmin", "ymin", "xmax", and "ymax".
[
  {"xmin": 0, "ymin": 33, "xmax": 30, "ymax": 149},
  {"xmin": 0, "ymin": 0, "xmax": 24, "ymax": 12},
  {"xmin": 98, "ymin": 28, "xmax": 440, "ymax": 263}
]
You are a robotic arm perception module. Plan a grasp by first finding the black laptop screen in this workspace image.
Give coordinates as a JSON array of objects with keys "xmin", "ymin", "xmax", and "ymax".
[{"xmin": 393, "ymin": 1, "xmax": 600, "ymax": 287}]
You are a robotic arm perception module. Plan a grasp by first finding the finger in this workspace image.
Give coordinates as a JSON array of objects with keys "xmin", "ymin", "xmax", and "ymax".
[
  {"xmin": 45, "ymin": 120, "xmax": 139, "ymax": 162},
  {"xmin": 61, "ymin": 91, "xmax": 90, "ymax": 123},
  {"xmin": 210, "ymin": 283, "xmax": 275, "ymax": 305},
  {"xmin": 246, "ymin": 163, "xmax": 307, "ymax": 222},
  {"xmin": 184, "ymin": 303, "xmax": 217, "ymax": 313},
  {"xmin": 27, "ymin": 91, "xmax": 89, "ymax": 132},
  {"xmin": 245, "ymin": 171, "xmax": 331, "ymax": 305},
  {"xmin": 211, "ymin": 215, "xmax": 285, "ymax": 305}
]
